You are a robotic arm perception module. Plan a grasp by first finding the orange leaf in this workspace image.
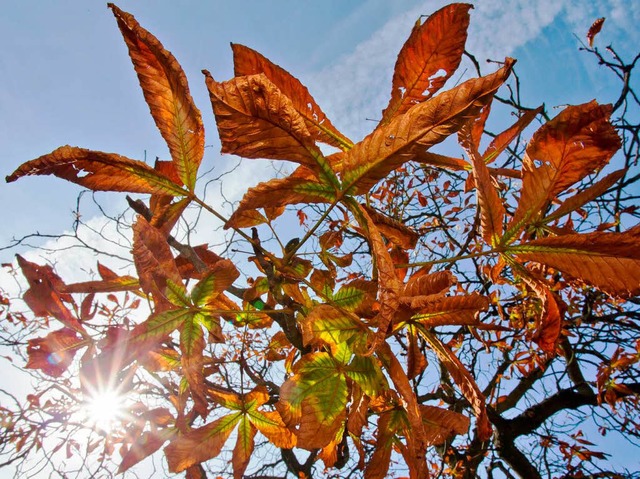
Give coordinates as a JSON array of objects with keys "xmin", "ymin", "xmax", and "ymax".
[
  {"xmin": 204, "ymin": 71, "xmax": 337, "ymax": 185},
  {"xmin": 419, "ymin": 329, "xmax": 492, "ymax": 441},
  {"xmin": 508, "ymin": 101, "xmax": 620, "ymax": 238},
  {"xmin": 510, "ymin": 227, "xmax": 640, "ymax": 298},
  {"xmin": 587, "ymin": 17, "xmax": 605, "ymax": 47},
  {"xmin": 118, "ymin": 429, "xmax": 174, "ymax": 474},
  {"xmin": 232, "ymin": 416, "xmax": 257, "ymax": 479},
  {"xmin": 342, "ymin": 59, "xmax": 514, "ymax": 194},
  {"xmin": 419, "ymin": 405, "xmax": 470, "ymax": 446},
  {"xmin": 225, "ymin": 166, "xmax": 336, "ymax": 229},
  {"xmin": 132, "ymin": 216, "xmax": 183, "ymax": 311},
  {"xmin": 402, "ymin": 270, "xmax": 455, "ymax": 298},
  {"xmin": 403, "ymin": 293, "xmax": 489, "ymax": 328},
  {"xmin": 109, "ymin": 4, "xmax": 204, "ymax": 191},
  {"xmin": 232, "ymin": 43, "xmax": 352, "ymax": 150},
  {"xmin": 6, "ymin": 146, "xmax": 186, "ymax": 196},
  {"xmin": 26, "ymin": 328, "xmax": 86, "ymax": 377},
  {"xmin": 360, "ymin": 204, "xmax": 419, "ymax": 250},
  {"xmin": 482, "ymin": 106, "xmax": 543, "ymax": 164},
  {"xmin": 164, "ymin": 412, "xmax": 242, "ymax": 473},
  {"xmin": 380, "ymin": 4, "xmax": 472, "ymax": 125},
  {"xmin": 544, "ymin": 168, "xmax": 626, "ymax": 223}
]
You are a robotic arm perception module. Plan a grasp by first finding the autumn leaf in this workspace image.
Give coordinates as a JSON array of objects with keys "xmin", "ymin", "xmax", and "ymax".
[
  {"xmin": 397, "ymin": 293, "xmax": 489, "ymax": 329},
  {"xmin": 419, "ymin": 328, "xmax": 492, "ymax": 441},
  {"xmin": 132, "ymin": 216, "xmax": 183, "ymax": 311},
  {"xmin": 232, "ymin": 43, "xmax": 352, "ymax": 150},
  {"xmin": 508, "ymin": 227, "xmax": 640, "ymax": 298},
  {"xmin": 109, "ymin": 4, "xmax": 204, "ymax": 191},
  {"xmin": 420, "ymin": 405, "xmax": 470, "ymax": 446},
  {"xmin": 225, "ymin": 166, "xmax": 336, "ymax": 229},
  {"xmin": 204, "ymin": 71, "xmax": 339, "ymax": 186},
  {"xmin": 118, "ymin": 429, "xmax": 175, "ymax": 474},
  {"xmin": 587, "ymin": 17, "xmax": 605, "ymax": 47},
  {"xmin": 25, "ymin": 328, "xmax": 87, "ymax": 377},
  {"xmin": 380, "ymin": 3, "xmax": 472, "ymax": 125},
  {"xmin": 482, "ymin": 106, "xmax": 543, "ymax": 163},
  {"xmin": 360, "ymin": 204, "xmax": 419, "ymax": 250},
  {"xmin": 342, "ymin": 59, "xmax": 514, "ymax": 194},
  {"xmin": 6, "ymin": 146, "xmax": 186, "ymax": 196},
  {"xmin": 507, "ymin": 101, "xmax": 620, "ymax": 240}
]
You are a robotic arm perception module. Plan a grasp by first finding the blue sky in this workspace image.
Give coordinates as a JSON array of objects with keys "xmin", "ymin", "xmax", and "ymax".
[{"xmin": 1, "ymin": 0, "xmax": 639, "ymax": 476}]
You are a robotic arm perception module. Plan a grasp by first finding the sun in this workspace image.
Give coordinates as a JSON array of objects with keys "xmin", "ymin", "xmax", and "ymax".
[{"xmin": 83, "ymin": 388, "xmax": 126, "ymax": 432}]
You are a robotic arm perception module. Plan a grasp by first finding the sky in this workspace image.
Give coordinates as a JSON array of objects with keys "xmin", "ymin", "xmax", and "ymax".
[{"xmin": 1, "ymin": 0, "xmax": 639, "ymax": 477}]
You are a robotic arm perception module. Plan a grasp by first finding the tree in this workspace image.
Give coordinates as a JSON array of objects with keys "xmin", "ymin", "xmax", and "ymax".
[{"xmin": 2, "ymin": 3, "xmax": 640, "ymax": 478}]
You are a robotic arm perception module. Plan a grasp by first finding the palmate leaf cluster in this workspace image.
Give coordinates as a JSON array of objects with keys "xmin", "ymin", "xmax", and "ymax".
[{"xmin": 3, "ymin": 3, "xmax": 640, "ymax": 479}]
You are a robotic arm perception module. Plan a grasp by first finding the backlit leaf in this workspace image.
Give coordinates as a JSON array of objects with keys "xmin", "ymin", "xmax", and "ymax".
[
  {"xmin": 402, "ymin": 293, "xmax": 489, "ymax": 329},
  {"xmin": 508, "ymin": 227, "xmax": 640, "ymax": 297},
  {"xmin": 7, "ymin": 146, "xmax": 186, "ymax": 195},
  {"xmin": 232, "ymin": 43, "xmax": 352, "ymax": 150},
  {"xmin": 587, "ymin": 17, "xmax": 605, "ymax": 47},
  {"xmin": 118, "ymin": 429, "xmax": 174, "ymax": 474},
  {"xmin": 225, "ymin": 167, "xmax": 336, "ymax": 229},
  {"xmin": 232, "ymin": 416, "xmax": 256, "ymax": 479},
  {"xmin": 109, "ymin": 4, "xmax": 204, "ymax": 190},
  {"xmin": 342, "ymin": 60, "xmax": 514, "ymax": 194},
  {"xmin": 380, "ymin": 3, "xmax": 472, "ymax": 125},
  {"xmin": 204, "ymin": 71, "xmax": 338, "ymax": 185},
  {"xmin": 420, "ymin": 405, "xmax": 469, "ymax": 446},
  {"xmin": 25, "ymin": 328, "xmax": 86, "ymax": 377},
  {"xmin": 165, "ymin": 411, "xmax": 242, "ymax": 473},
  {"xmin": 508, "ymin": 101, "xmax": 620, "ymax": 239}
]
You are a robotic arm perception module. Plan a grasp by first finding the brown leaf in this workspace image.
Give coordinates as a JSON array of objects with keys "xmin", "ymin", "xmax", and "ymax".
[
  {"xmin": 470, "ymin": 142, "xmax": 505, "ymax": 246},
  {"xmin": 225, "ymin": 166, "xmax": 335, "ymax": 229},
  {"xmin": 419, "ymin": 405, "xmax": 470, "ymax": 446},
  {"xmin": 380, "ymin": 4, "xmax": 472, "ymax": 125},
  {"xmin": 164, "ymin": 412, "xmax": 241, "ymax": 473},
  {"xmin": 403, "ymin": 270, "xmax": 455, "ymax": 298},
  {"xmin": 482, "ymin": 106, "xmax": 543, "ymax": 163},
  {"xmin": 508, "ymin": 101, "xmax": 620, "ymax": 237},
  {"xmin": 545, "ymin": 169, "xmax": 626, "ymax": 223},
  {"xmin": 26, "ymin": 328, "xmax": 86, "ymax": 377},
  {"xmin": 118, "ymin": 429, "xmax": 173, "ymax": 474},
  {"xmin": 232, "ymin": 417, "xmax": 256, "ymax": 479},
  {"xmin": 587, "ymin": 17, "xmax": 605, "ymax": 47},
  {"xmin": 420, "ymin": 329, "xmax": 492, "ymax": 440},
  {"xmin": 342, "ymin": 59, "xmax": 514, "ymax": 194},
  {"xmin": 109, "ymin": 4, "xmax": 204, "ymax": 191},
  {"xmin": 204, "ymin": 71, "xmax": 337, "ymax": 184},
  {"xmin": 132, "ymin": 216, "xmax": 183, "ymax": 311},
  {"xmin": 17, "ymin": 256, "xmax": 83, "ymax": 332},
  {"xmin": 6, "ymin": 146, "xmax": 186, "ymax": 196},
  {"xmin": 405, "ymin": 293, "xmax": 489, "ymax": 328},
  {"xmin": 360, "ymin": 204, "xmax": 419, "ymax": 250},
  {"xmin": 232, "ymin": 43, "xmax": 352, "ymax": 150},
  {"xmin": 510, "ymin": 227, "xmax": 640, "ymax": 298}
]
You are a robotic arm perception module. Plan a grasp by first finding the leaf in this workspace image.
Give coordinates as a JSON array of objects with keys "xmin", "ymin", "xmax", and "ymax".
[
  {"xmin": 204, "ymin": 71, "xmax": 338, "ymax": 185},
  {"xmin": 380, "ymin": 4, "xmax": 472, "ymax": 125},
  {"xmin": 402, "ymin": 293, "xmax": 489, "ymax": 329},
  {"xmin": 133, "ymin": 308, "xmax": 194, "ymax": 343},
  {"xmin": 16, "ymin": 255, "xmax": 83, "ymax": 332},
  {"xmin": 360, "ymin": 204, "xmax": 419, "ymax": 250},
  {"xmin": 232, "ymin": 416, "xmax": 256, "ymax": 479},
  {"xmin": 6, "ymin": 146, "xmax": 186, "ymax": 196},
  {"xmin": 118, "ymin": 429, "xmax": 174, "ymax": 474},
  {"xmin": 232, "ymin": 43, "xmax": 352, "ymax": 150},
  {"xmin": 132, "ymin": 216, "xmax": 183, "ymax": 311},
  {"xmin": 419, "ymin": 405, "xmax": 469, "ymax": 446},
  {"xmin": 350, "ymin": 203, "xmax": 402, "ymax": 355},
  {"xmin": 587, "ymin": 17, "xmax": 605, "ymax": 47},
  {"xmin": 109, "ymin": 4, "xmax": 204, "ymax": 191},
  {"xmin": 419, "ymin": 328, "xmax": 492, "ymax": 440},
  {"xmin": 345, "ymin": 355, "xmax": 387, "ymax": 398},
  {"xmin": 402, "ymin": 270, "xmax": 455, "ymax": 298},
  {"xmin": 364, "ymin": 408, "xmax": 409, "ymax": 479},
  {"xmin": 342, "ymin": 59, "xmax": 514, "ymax": 194},
  {"xmin": 507, "ymin": 101, "xmax": 621, "ymax": 239},
  {"xmin": 246, "ymin": 409, "xmax": 296, "ymax": 449},
  {"xmin": 508, "ymin": 227, "xmax": 640, "ymax": 297},
  {"xmin": 165, "ymin": 412, "xmax": 243, "ymax": 473},
  {"xmin": 180, "ymin": 316, "xmax": 208, "ymax": 416},
  {"xmin": 191, "ymin": 259, "xmax": 240, "ymax": 306},
  {"xmin": 26, "ymin": 328, "xmax": 86, "ymax": 377},
  {"xmin": 225, "ymin": 167, "xmax": 336, "ymax": 229},
  {"xmin": 482, "ymin": 106, "xmax": 543, "ymax": 163},
  {"xmin": 301, "ymin": 305, "xmax": 366, "ymax": 348},
  {"xmin": 460, "ymin": 125, "xmax": 505, "ymax": 246},
  {"xmin": 62, "ymin": 275, "xmax": 140, "ymax": 294},
  {"xmin": 544, "ymin": 169, "xmax": 626, "ymax": 223}
]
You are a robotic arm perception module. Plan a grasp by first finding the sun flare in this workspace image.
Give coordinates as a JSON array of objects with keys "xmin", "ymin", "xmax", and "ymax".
[{"xmin": 83, "ymin": 389, "xmax": 126, "ymax": 432}]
